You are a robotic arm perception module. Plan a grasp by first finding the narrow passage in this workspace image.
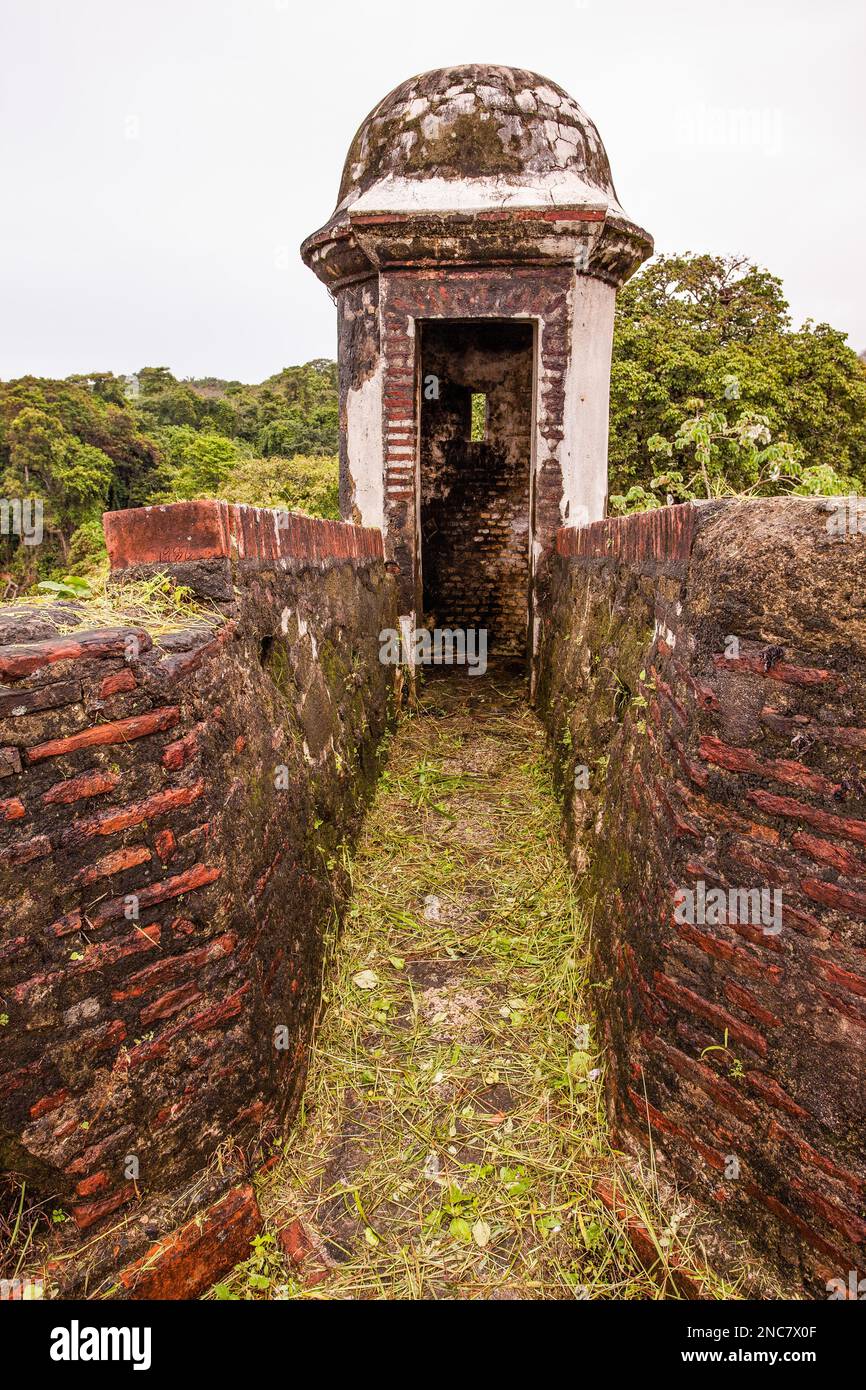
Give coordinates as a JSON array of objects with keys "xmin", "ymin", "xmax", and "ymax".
[{"xmin": 218, "ymin": 675, "xmax": 723, "ymax": 1300}]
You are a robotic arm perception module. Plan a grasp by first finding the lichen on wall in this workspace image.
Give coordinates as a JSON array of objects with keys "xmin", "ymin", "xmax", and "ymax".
[
  {"xmin": 537, "ymin": 498, "xmax": 866, "ymax": 1295},
  {"xmin": 0, "ymin": 504, "xmax": 397, "ymax": 1294}
]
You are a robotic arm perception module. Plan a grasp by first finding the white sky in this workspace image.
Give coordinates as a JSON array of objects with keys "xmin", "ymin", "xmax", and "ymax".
[{"xmin": 1, "ymin": 0, "xmax": 863, "ymax": 382}]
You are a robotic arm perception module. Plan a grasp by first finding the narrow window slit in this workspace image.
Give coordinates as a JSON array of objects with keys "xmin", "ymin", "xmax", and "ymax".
[{"xmin": 470, "ymin": 393, "xmax": 487, "ymax": 442}]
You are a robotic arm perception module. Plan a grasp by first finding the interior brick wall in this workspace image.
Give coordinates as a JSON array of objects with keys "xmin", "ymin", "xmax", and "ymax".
[
  {"xmin": 379, "ymin": 265, "xmax": 573, "ymax": 616},
  {"xmin": 419, "ymin": 320, "xmax": 533, "ymax": 657}
]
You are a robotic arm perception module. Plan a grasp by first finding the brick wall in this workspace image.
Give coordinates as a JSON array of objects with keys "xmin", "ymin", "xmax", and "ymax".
[
  {"xmin": 379, "ymin": 265, "xmax": 573, "ymax": 615},
  {"xmin": 420, "ymin": 320, "xmax": 533, "ymax": 657},
  {"xmin": 537, "ymin": 498, "xmax": 866, "ymax": 1294},
  {"xmin": 0, "ymin": 502, "xmax": 395, "ymax": 1295}
]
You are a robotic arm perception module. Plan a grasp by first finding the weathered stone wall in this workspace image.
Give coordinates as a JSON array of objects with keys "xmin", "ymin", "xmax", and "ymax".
[
  {"xmin": 537, "ymin": 498, "xmax": 866, "ymax": 1293},
  {"xmin": 0, "ymin": 502, "xmax": 395, "ymax": 1293},
  {"xmin": 420, "ymin": 320, "xmax": 533, "ymax": 656}
]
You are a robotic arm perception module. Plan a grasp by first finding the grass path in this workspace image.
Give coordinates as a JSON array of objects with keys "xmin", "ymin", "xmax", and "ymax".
[{"xmin": 214, "ymin": 674, "xmax": 731, "ymax": 1300}]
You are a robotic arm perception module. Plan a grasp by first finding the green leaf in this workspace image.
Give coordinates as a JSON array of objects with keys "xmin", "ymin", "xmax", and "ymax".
[{"xmin": 449, "ymin": 1217, "xmax": 473, "ymax": 1243}]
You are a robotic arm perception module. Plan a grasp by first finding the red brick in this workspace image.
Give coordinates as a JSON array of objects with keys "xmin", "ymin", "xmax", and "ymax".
[
  {"xmin": 768, "ymin": 1120, "xmax": 864, "ymax": 1196},
  {"xmin": 0, "ymin": 629, "xmax": 151, "ymax": 681},
  {"xmin": 116, "ymin": 1183, "xmax": 261, "ymax": 1299},
  {"xmin": 817, "ymin": 988, "xmax": 866, "ymax": 1028},
  {"xmin": 76, "ymin": 844, "xmax": 152, "ymax": 887},
  {"xmin": 675, "ymin": 920, "xmax": 782, "ymax": 982},
  {"xmin": 29, "ymin": 1088, "xmax": 69, "ymax": 1119},
  {"xmin": 99, "ymin": 668, "xmax": 137, "ymax": 697},
  {"xmin": 746, "ymin": 789, "xmax": 866, "ymax": 846},
  {"xmin": 112, "ymin": 931, "xmax": 236, "ymax": 999},
  {"xmin": 71, "ymin": 1182, "xmax": 136, "ymax": 1230},
  {"xmin": 556, "ymin": 504, "xmax": 699, "ymax": 566},
  {"xmin": 743, "ymin": 1183, "xmax": 848, "ymax": 1263},
  {"xmin": 699, "ymin": 735, "xmax": 838, "ymax": 797},
  {"xmin": 0, "ymin": 834, "xmax": 51, "ymax": 868},
  {"xmin": 646, "ymin": 1035, "xmax": 755, "ymax": 1121},
  {"xmin": 139, "ymin": 983, "xmax": 202, "ymax": 1027},
  {"xmin": 42, "ymin": 768, "xmax": 121, "ymax": 805},
  {"xmin": 625, "ymin": 1087, "xmax": 727, "ymax": 1171},
  {"xmin": 277, "ymin": 1217, "xmax": 316, "ymax": 1265},
  {"xmin": 154, "ymin": 828, "xmax": 176, "ymax": 861},
  {"xmin": 654, "ymin": 973, "xmax": 768, "ymax": 1055},
  {"xmin": 69, "ymin": 924, "xmax": 162, "ymax": 970},
  {"xmin": 789, "ymin": 1180, "xmax": 866, "ymax": 1246},
  {"xmin": 104, "ymin": 500, "xmax": 383, "ymax": 571},
  {"xmin": 745, "ymin": 1071, "xmax": 809, "ymax": 1119},
  {"xmin": 26, "ymin": 706, "xmax": 179, "ymax": 762},
  {"xmin": 62, "ymin": 780, "xmax": 205, "ymax": 845},
  {"xmin": 75, "ymin": 1170, "xmax": 109, "ymax": 1198},
  {"xmin": 53, "ymin": 863, "xmax": 220, "ymax": 934},
  {"xmin": 88, "ymin": 1019, "xmax": 126, "ymax": 1053},
  {"xmin": 65, "ymin": 1128, "xmax": 135, "ymax": 1176},
  {"xmin": 189, "ymin": 984, "xmax": 249, "ymax": 1032},
  {"xmin": 723, "ymin": 979, "xmax": 781, "ymax": 1028},
  {"xmin": 761, "ymin": 708, "xmax": 866, "ymax": 752},
  {"xmin": 813, "ymin": 958, "xmax": 866, "ymax": 998},
  {"xmin": 792, "ymin": 831, "xmax": 865, "ymax": 876},
  {"xmin": 782, "ymin": 902, "xmax": 831, "ymax": 941},
  {"xmin": 161, "ymin": 730, "xmax": 199, "ymax": 771},
  {"xmin": 592, "ymin": 1177, "xmax": 709, "ymax": 1299},
  {"xmin": 713, "ymin": 654, "xmax": 837, "ymax": 688},
  {"xmin": 802, "ymin": 877, "xmax": 866, "ymax": 920}
]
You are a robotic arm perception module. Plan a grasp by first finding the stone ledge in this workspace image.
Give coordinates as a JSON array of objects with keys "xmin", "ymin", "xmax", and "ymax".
[
  {"xmin": 103, "ymin": 500, "xmax": 383, "ymax": 572},
  {"xmin": 556, "ymin": 502, "xmax": 701, "ymax": 573}
]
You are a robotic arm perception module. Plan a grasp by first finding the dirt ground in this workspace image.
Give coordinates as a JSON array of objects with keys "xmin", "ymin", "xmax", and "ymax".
[{"xmin": 212, "ymin": 672, "xmax": 741, "ymax": 1300}]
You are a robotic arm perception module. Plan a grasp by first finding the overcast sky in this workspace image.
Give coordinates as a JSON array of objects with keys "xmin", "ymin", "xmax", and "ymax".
[{"xmin": 1, "ymin": 0, "xmax": 863, "ymax": 382}]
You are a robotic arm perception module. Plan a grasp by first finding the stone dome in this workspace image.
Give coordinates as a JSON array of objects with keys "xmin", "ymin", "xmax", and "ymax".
[
  {"xmin": 301, "ymin": 65, "xmax": 651, "ymax": 288},
  {"xmin": 335, "ymin": 65, "xmax": 621, "ymax": 212}
]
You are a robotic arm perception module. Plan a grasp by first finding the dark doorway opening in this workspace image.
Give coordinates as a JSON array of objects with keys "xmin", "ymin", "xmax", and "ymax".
[{"xmin": 419, "ymin": 320, "xmax": 534, "ymax": 664}]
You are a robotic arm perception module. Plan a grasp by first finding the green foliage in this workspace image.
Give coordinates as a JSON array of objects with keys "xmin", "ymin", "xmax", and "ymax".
[
  {"xmin": 0, "ymin": 361, "xmax": 339, "ymax": 589},
  {"xmin": 37, "ymin": 575, "xmax": 92, "ymax": 599},
  {"xmin": 153, "ymin": 426, "xmax": 245, "ymax": 501},
  {"xmin": 609, "ymin": 253, "xmax": 866, "ymax": 506},
  {"xmin": 212, "ymin": 453, "xmax": 339, "ymax": 519},
  {"xmin": 610, "ymin": 402, "xmax": 851, "ymax": 513},
  {"xmin": 2, "ymin": 255, "xmax": 863, "ymax": 584}
]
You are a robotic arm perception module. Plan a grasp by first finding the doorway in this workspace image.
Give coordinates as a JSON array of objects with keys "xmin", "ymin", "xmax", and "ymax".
[{"xmin": 418, "ymin": 320, "xmax": 534, "ymax": 664}]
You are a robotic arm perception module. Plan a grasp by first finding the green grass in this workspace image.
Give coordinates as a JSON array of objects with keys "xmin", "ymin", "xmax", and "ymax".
[
  {"xmin": 10, "ymin": 570, "xmax": 222, "ymax": 636},
  {"xmin": 211, "ymin": 674, "xmax": 740, "ymax": 1301}
]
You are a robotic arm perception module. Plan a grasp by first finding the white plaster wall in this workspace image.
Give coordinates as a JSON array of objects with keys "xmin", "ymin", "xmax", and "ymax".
[
  {"xmin": 560, "ymin": 275, "xmax": 617, "ymax": 526},
  {"xmin": 345, "ymin": 360, "xmax": 385, "ymax": 532}
]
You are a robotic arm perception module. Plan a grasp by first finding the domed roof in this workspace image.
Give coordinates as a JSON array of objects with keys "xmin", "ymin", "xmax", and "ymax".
[
  {"xmin": 336, "ymin": 64, "xmax": 620, "ymax": 212},
  {"xmin": 301, "ymin": 65, "xmax": 652, "ymax": 288}
]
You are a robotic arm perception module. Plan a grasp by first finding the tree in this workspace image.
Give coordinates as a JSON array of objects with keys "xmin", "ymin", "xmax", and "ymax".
[
  {"xmin": 609, "ymin": 253, "xmax": 866, "ymax": 504},
  {"xmin": 2, "ymin": 406, "xmax": 113, "ymax": 564}
]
